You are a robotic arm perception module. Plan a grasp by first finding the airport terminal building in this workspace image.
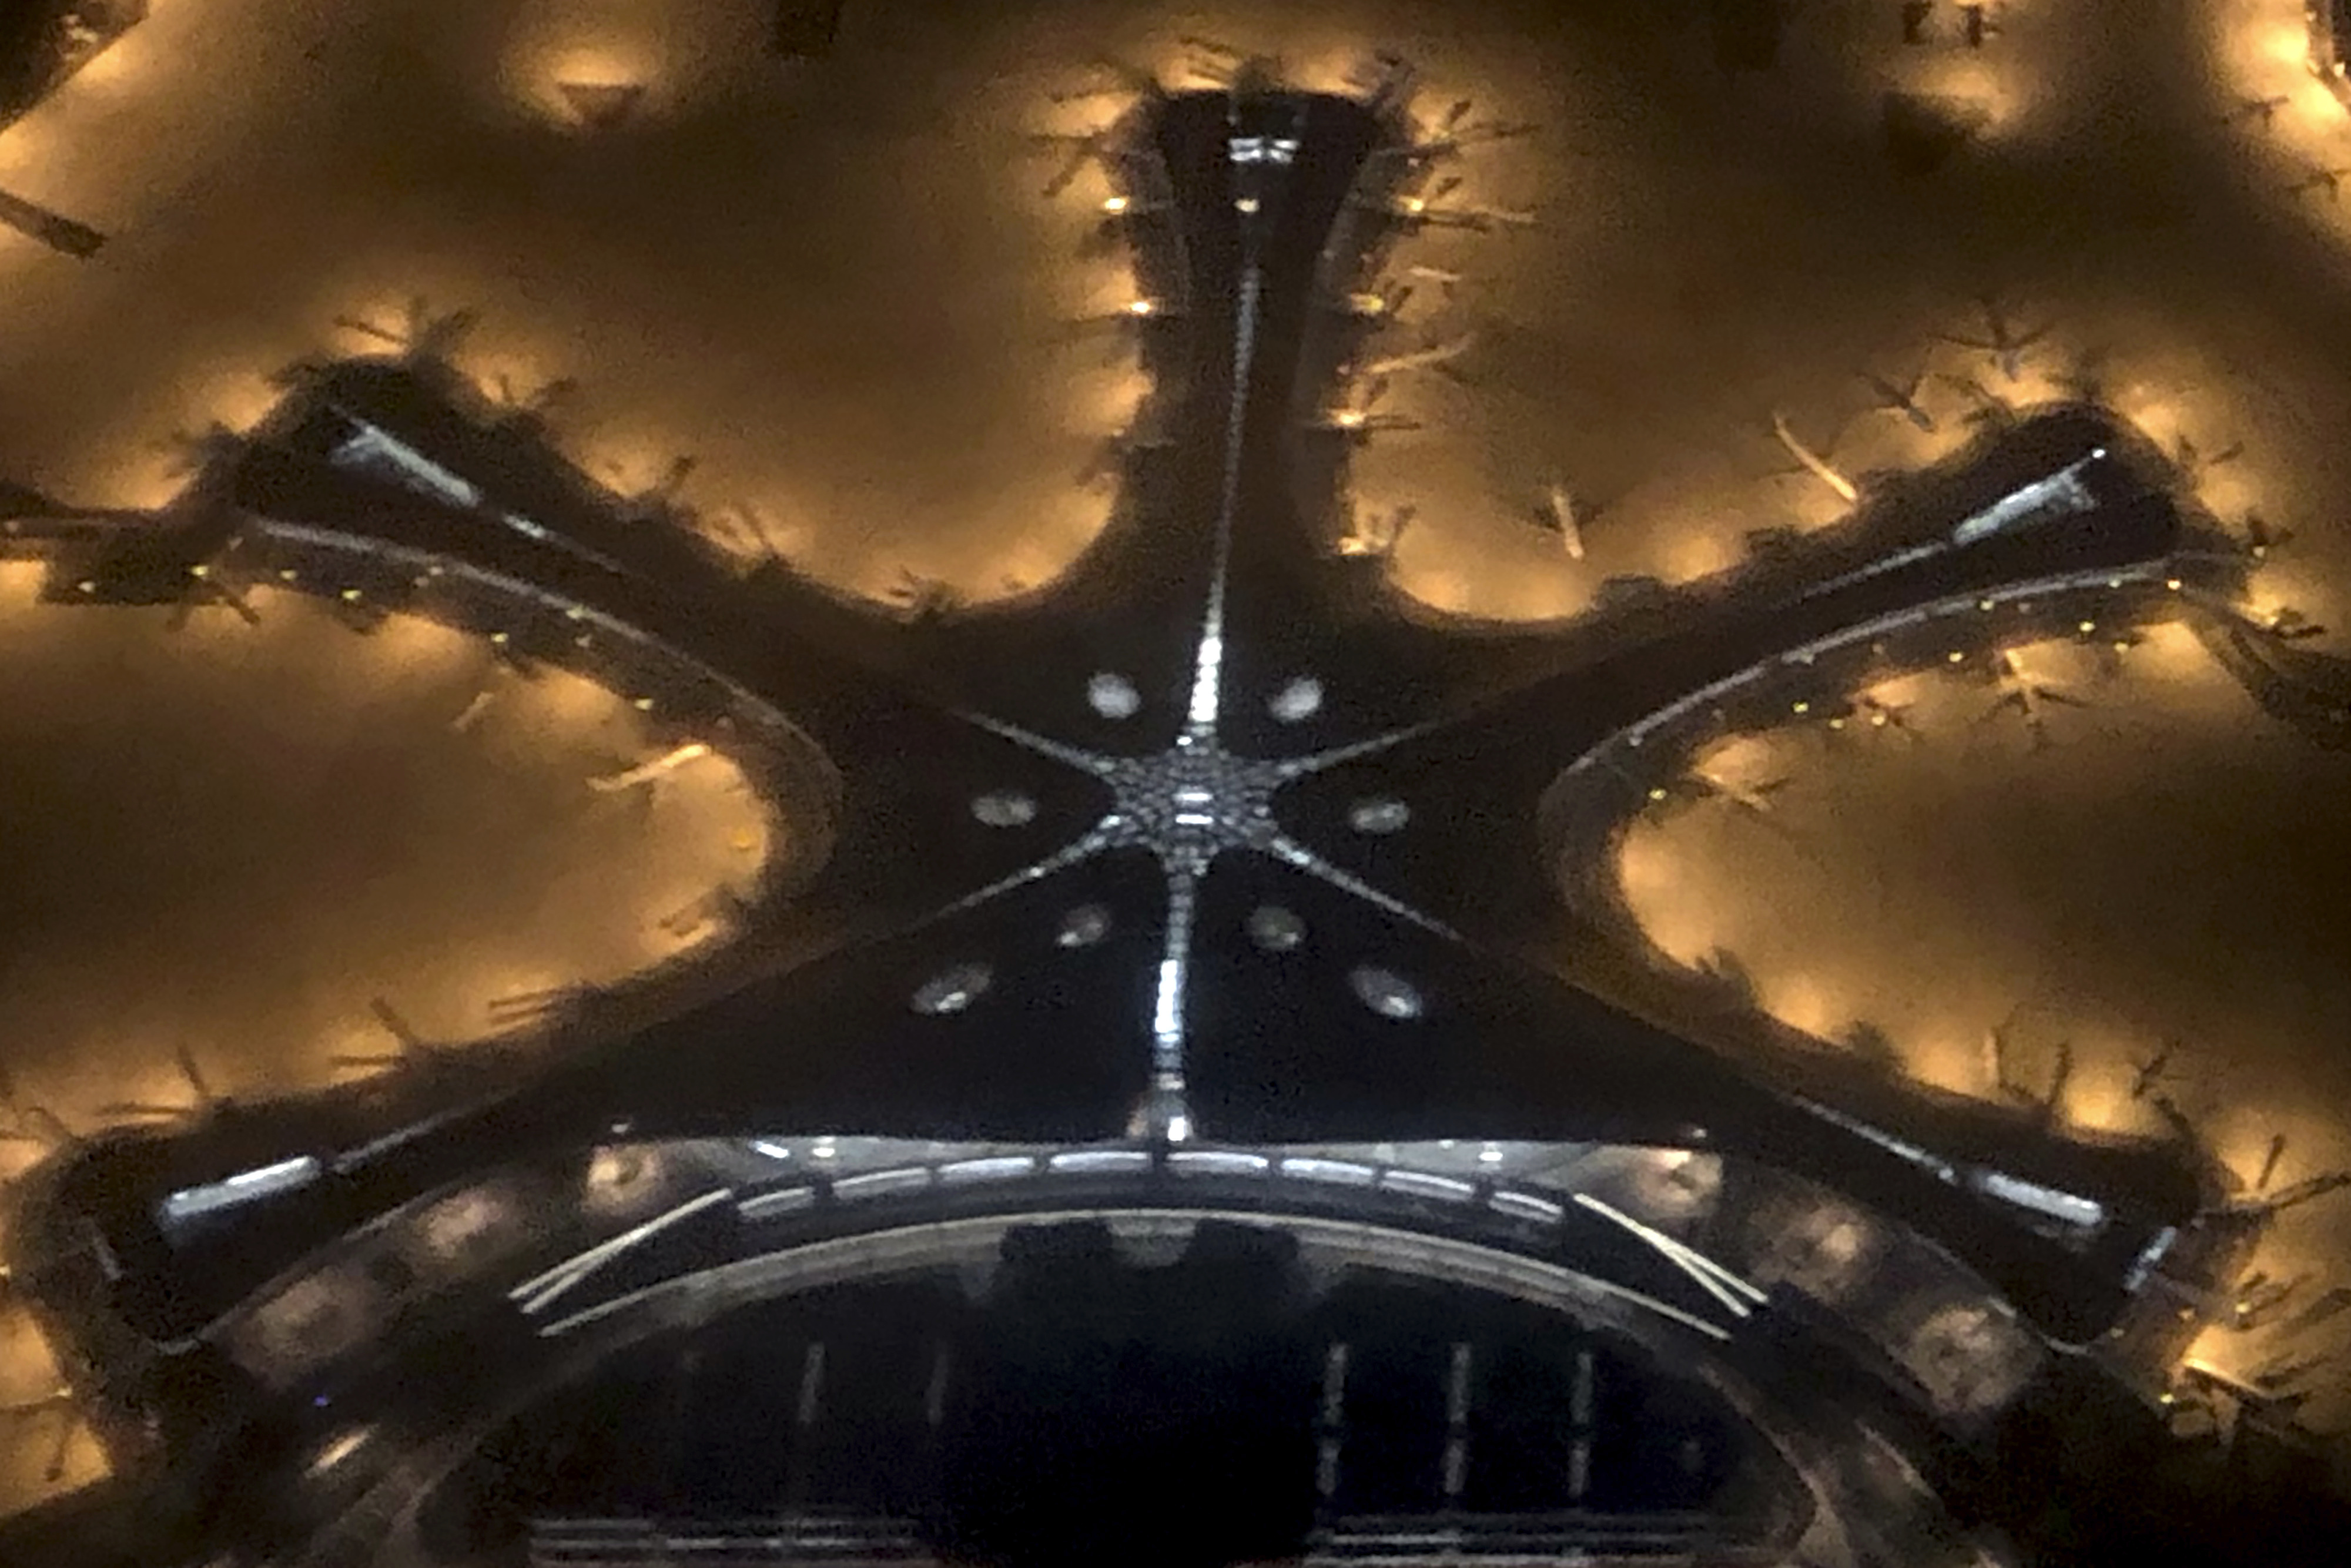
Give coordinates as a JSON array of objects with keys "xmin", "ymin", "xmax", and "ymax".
[{"xmin": 4, "ymin": 25, "xmax": 2349, "ymax": 1568}]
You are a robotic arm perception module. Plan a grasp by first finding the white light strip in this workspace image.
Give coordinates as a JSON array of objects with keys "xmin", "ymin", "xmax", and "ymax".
[
  {"xmin": 1950, "ymin": 451, "xmax": 2101, "ymax": 547},
  {"xmin": 1142, "ymin": 864, "xmax": 1201, "ymax": 1143},
  {"xmin": 509, "ymin": 1187, "xmax": 734, "ymax": 1316},
  {"xmin": 737, "ymin": 1186, "xmax": 816, "ymax": 1220},
  {"xmin": 831, "ymin": 1167, "xmax": 932, "ymax": 1201},
  {"xmin": 1381, "ymin": 1168, "xmax": 1475, "ymax": 1201},
  {"xmin": 1281, "ymin": 1157, "xmax": 1378, "ymax": 1187},
  {"xmin": 1185, "ymin": 629, "xmax": 1225, "ymax": 728},
  {"xmin": 937, "ymin": 1155, "xmax": 1038, "ymax": 1185},
  {"xmin": 1152, "ymin": 865, "xmax": 1200, "ymax": 1064},
  {"xmin": 1268, "ymin": 832, "xmax": 1459, "ymax": 939},
  {"xmin": 253, "ymin": 522, "xmax": 798, "ymax": 733},
  {"xmin": 2122, "ymin": 1224, "xmax": 2178, "ymax": 1292},
  {"xmin": 329, "ymin": 421, "xmax": 481, "ymax": 510},
  {"xmin": 1047, "ymin": 1149, "xmax": 1153, "ymax": 1174},
  {"xmin": 954, "ymin": 709, "xmax": 1116, "ymax": 774},
  {"xmin": 1800, "ymin": 451, "xmax": 2104, "ymax": 601},
  {"xmin": 324, "ymin": 406, "xmax": 636, "ymax": 575},
  {"xmin": 1559, "ymin": 560, "xmax": 2175, "ymax": 782},
  {"xmin": 1975, "ymin": 1170, "xmax": 2105, "ymax": 1230},
  {"xmin": 535, "ymin": 1205, "xmax": 1736, "ymax": 1344},
  {"xmin": 1169, "ymin": 1150, "xmax": 1271, "ymax": 1176},
  {"xmin": 1288, "ymin": 716, "xmax": 1452, "ymax": 778},
  {"xmin": 1183, "ymin": 265, "xmax": 1262, "ymax": 737},
  {"xmin": 1573, "ymin": 1192, "xmax": 1759, "ymax": 1318},
  {"xmin": 160, "ymin": 1156, "xmax": 323, "ymax": 1225},
  {"xmin": 1153, "ymin": 958, "xmax": 1184, "ymax": 1044},
  {"xmin": 1488, "ymin": 1189, "xmax": 1565, "ymax": 1224},
  {"xmin": 1787, "ymin": 1095, "xmax": 1960, "ymax": 1185},
  {"xmin": 930, "ymin": 823, "xmax": 1116, "ymax": 923}
]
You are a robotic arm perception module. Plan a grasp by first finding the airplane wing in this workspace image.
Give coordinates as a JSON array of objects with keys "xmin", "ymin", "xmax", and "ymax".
[
  {"xmin": 1040, "ymin": 143, "xmax": 1091, "ymax": 199},
  {"xmin": 1980, "ymin": 690, "xmax": 2028, "ymax": 721},
  {"xmin": 1084, "ymin": 54, "xmax": 1164, "ymax": 100},
  {"xmin": 333, "ymin": 313, "xmax": 406, "ymax": 348}
]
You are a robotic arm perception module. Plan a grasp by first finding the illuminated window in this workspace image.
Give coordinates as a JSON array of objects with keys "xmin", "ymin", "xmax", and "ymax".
[
  {"xmin": 1268, "ymin": 675, "xmax": 1324, "ymax": 722},
  {"xmin": 1087, "ymin": 671, "xmax": 1141, "ymax": 719},
  {"xmin": 971, "ymin": 790, "xmax": 1037, "ymax": 827},
  {"xmin": 1247, "ymin": 904, "xmax": 1307, "ymax": 952},
  {"xmin": 1351, "ymin": 965, "xmax": 1423, "ymax": 1020},
  {"xmin": 911, "ymin": 961, "xmax": 992, "ymax": 1016}
]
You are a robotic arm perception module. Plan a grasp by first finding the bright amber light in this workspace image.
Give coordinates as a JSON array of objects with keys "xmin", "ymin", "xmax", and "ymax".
[
  {"xmin": 1904, "ymin": 1027, "xmax": 1990, "ymax": 1099},
  {"xmin": 501, "ymin": 18, "xmax": 665, "ymax": 128},
  {"xmin": 2064, "ymin": 1071, "xmax": 2139, "ymax": 1135},
  {"xmin": 1064, "ymin": 360, "xmax": 1151, "ymax": 436},
  {"xmin": 1611, "ymin": 826, "xmax": 1717, "ymax": 966},
  {"xmin": 195, "ymin": 369, "xmax": 284, "ymax": 438},
  {"xmin": 1656, "ymin": 525, "xmax": 1736, "ymax": 585},
  {"xmin": 0, "ymin": 559, "xmax": 46, "ymax": 609},
  {"xmin": 1759, "ymin": 972, "xmax": 1837, "ymax": 1037}
]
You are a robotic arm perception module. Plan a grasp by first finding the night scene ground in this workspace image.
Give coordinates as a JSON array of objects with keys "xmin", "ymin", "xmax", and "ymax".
[{"xmin": 5, "ymin": 2, "xmax": 2351, "ymax": 1567}]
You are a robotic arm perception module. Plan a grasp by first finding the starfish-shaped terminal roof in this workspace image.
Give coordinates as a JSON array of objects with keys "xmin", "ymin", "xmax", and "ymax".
[
  {"xmin": 10, "ymin": 74, "xmax": 2233, "ymax": 1342},
  {"xmin": 9, "ymin": 4, "xmax": 2351, "ymax": 1562}
]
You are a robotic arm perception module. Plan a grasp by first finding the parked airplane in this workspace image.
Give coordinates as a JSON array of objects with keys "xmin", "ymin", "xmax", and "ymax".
[
  {"xmin": 333, "ymin": 295, "xmax": 480, "ymax": 364},
  {"xmin": 2267, "ymin": 1170, "xmax": 2351, "ymax": 1213},
  {"xmin": 2281, "ymin": 1285, "xmax": 2351, "ymax": 1337},
  {"xmin": 2255, "ymin": 605, "xmax": 2329, "ymax": 642},
  {"xmin": 96, "ymin": 1043, "xmax": 230, "ymax": 1125},
  {"xmin": 1355, "ymin": 331, "xmax": 1478, "ymax": 380},
  {"xmin": 2220, "ymin": 94, "xmax": 2290, "ymax": 132},
  {"xmin": 1938, "ymin": 299, "xmax": 2052, "ymax": 383},
  {"xmin": 330, "ymin": 997, "xmax": 443, "ymax": 1079},
  {"xmin": 1977, "ymin": 649, "xmax": 2088, "ymax": 750},
  {"xmin": 2171, "ymin": 433, "xmax": 2245, "ymax": 485},
  {"xmin": 1983, "ymin": 1023, "xmax": 2070, "ymax": 1119},
  {"xmin": 1660, "ymin": 768, "xmax": 1791, "ymax": 823},
  {"xmin": 2288, "ymin": 163, "xmax": 2351, "ymax": 202},
  {"xmin": 1172, "ymin": 34, "xmax": 1245, "ymax": 88},
  {"xmin": 1049, "ymin": 54, "xmax": 1165, "ymax": 105},
  {"xmin": 885, "ymin": 567, "xmax": 964, "ymax": 624},
  {"xmin": 0, "ymin": 1064, "xmax": 76, "ymax": 1150},
  {"xmin": 1417, "ymin": 113, "xmax": 1539, "ymax": 155},
  {"xmin": 1939, "ymin": 373, "xmax": 2018, "ymax": 428},
  {"xmin": 1850, "ymin": 692, "xmax": 1922, "ymax": 739},
  {"xmin": 2128, "ymin": 1041, "xmax": 2179, "ymax": 1101},
  {"xmin": 590, "ymin": 741, "xmax": 717, "ymax": 794},
  {"xmin": 1030, "ymin": 128, "xmax": 1116, "ymax": 199},
  {"xmin": 2229, "ymin": 1271, "xmax": 2309, "ymax": 1331},
  {"xmin": 1336, "ymin": 502, "xmax": 1416, "ymax": 560},
  {"xmin": 1860, "ymin": 368, "xmax": 1936, "ymax": 433},
  {"xmin": 1769, "ymin": 411, "xmax": 1859, "ymax": 504},
  {"xmin": 2239, "ymin": 511, "xmax": 2293, "ymax": 562},
  {"xmin": 1534, "ymin": 478, "xmax": 1599, "ymax": 560},
  {"xmin": 2087, "ymin": 626, "xmax": 2145, "ymax": 681}
]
